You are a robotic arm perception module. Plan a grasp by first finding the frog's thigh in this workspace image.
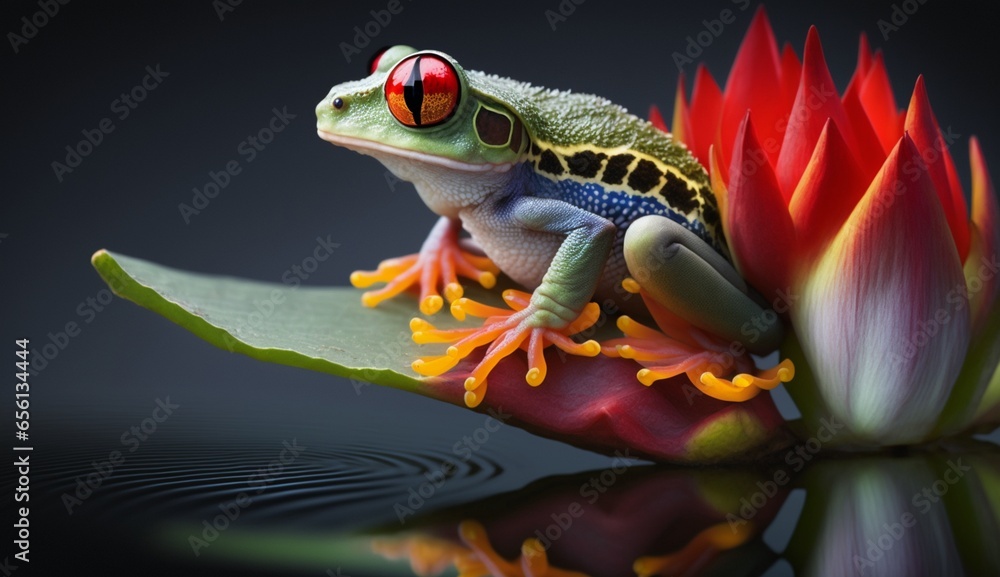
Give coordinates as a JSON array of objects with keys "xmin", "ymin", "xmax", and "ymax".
[{"xmin": 623, "ymin": 215, "xmax": 782, "ymax": 354}]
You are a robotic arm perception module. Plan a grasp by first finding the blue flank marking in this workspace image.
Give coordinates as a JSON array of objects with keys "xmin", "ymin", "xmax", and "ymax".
[{"xmin": 524, "ymin": 165, "xmax": 714, "ymax": 247}]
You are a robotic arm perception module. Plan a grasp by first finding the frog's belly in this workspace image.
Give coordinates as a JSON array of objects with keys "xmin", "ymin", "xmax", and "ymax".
[{"xmin": 462, "ymin": 219, "xmax": 629, "ymax": 301}]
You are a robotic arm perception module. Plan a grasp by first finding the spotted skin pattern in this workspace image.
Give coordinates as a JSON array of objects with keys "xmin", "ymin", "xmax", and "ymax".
[{"xmin": 526, "ymin": 145, "xmax": 722, "ymax": 254}]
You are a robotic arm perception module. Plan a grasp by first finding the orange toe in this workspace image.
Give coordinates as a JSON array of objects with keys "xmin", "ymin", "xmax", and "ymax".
[
  {"xmin": 414, "ymin": 290, "xmax": 601, "ymax": 407},
  {"xmin": 351, "ymin": 220, "xmax": 499, "ymax": 314},
  {"xmin": 604, "ymin": 279, "xmax": 794, "ymax": 403}
]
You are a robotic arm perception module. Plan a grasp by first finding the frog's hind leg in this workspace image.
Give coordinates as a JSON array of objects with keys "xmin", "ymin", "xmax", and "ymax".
[
  {"xmin": 623, "ymin": 215, "xmax": 781, "ymax": 353},
  {"xmin": 605, "ymin": 215, "xmax": 793, "ymax": 402}
]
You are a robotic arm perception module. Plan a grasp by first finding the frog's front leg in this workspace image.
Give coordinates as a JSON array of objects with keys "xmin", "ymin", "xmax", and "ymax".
[
  {"xmin": 607, "ymin": 215, "xmax": 793, "ymax": 401},
  {"xmin": 410, "ymin": 197, "xmax": 613, "ymax": 407},
  {"xmin": 350, "ymin": 216, "xmax": 500, "ymax": 315}
]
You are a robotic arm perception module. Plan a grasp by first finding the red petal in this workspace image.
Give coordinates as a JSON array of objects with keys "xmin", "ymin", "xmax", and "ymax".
[
  {"xmin": 709, "ymin": 144, "xmax": 730, "ymax": 226},
  {"xmin": 788, "ymin": 120, "xmax": 869, "ymax": 261},
  {"xmin": 859, "ymin": 53, "xmax": 904, "ymax": 154},
  {"xmin": 669, "ymin": 74, "xmax": 691, "ymax": 147},
  {"xmin": 969, "ymin": 137, "xmax": 1000, "ymax": 332},
  {"xmin": 904, "ymin": 76, "xmax": 971, "ymax": 261},
  {"xmin": 775, "ymin": 27, "xmax": 856, "ymax": 201},
  {"xmin": 841, "ymin": 82, "xmax": 891, "ymax": 181},
  {"xmin": 688, "ymin": 64, "xmax": 724, "ymax": 169},
  {"xmin": 725, "ymin": 113, "xmax": 795, "ymax": 300},
  {"xmin": 649, "ymin": 103, "xmax": 669, "ymax": 133},
  {"xmin": 845, "ymin": 33, "xmax": 874, "ymax": 95},
  {"xmin": 718, "ymin": 7, "xmax": 784, "ymax": 168},
  {"xmin": 779, "ymin": 43, "xmax": 801, "ymax": 119}
]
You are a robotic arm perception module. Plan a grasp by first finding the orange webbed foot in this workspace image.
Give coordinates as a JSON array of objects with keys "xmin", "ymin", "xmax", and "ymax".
[
  {"xmin": 457, "ymin": 520, "xmax": 590, "ymax": 577},
  {"xmin": 633, "ymin": 522, "xmax": 754, "ymax": 577},
  {"xmin": 350, "ymin": 218, "xmax": 499, "ymax": 315},
  {"xmin": 411, "ymin": 290, "xmax": 602, "ymax": 408},
  {"xmin": 603, "ymin": 278, "xmax": 794, "ymax": 402}
]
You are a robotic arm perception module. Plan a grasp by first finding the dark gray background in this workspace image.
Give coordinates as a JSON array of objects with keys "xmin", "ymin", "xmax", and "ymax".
[{"xmin": 3, "ymin": 0, "xmax": 999, "ymax": 574}]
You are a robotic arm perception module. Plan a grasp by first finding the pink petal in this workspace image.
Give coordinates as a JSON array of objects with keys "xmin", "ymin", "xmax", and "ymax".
[{"xmin": 794, "ymin": 135, "xmax": 969, "ymax": 444}]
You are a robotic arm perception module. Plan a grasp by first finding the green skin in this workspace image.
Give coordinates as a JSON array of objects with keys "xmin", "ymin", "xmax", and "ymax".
[{"xmin": 316, "ymin": 45, "xmax": 782, "ymax": 353}]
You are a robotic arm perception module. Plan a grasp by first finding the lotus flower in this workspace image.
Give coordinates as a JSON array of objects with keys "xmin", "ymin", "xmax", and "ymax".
[{"xmin": 661, "ymin": 8, "xmax": 1000, "ymax": 446}]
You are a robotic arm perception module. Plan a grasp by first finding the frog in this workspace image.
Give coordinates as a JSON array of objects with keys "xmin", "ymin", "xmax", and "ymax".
[{"xmin": 316, "ymin": 45, "xmax": 792, "ymax": 408}]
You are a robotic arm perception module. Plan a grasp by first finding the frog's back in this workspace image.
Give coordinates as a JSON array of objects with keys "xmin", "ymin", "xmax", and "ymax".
[{"xmin": 468, "ymin": 71, "xmax": 725, "ymax": 252}]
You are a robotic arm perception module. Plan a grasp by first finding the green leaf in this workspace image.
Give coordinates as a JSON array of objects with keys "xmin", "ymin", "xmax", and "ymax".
[{"xmin": 92, "ymin": 249, "xmax": 445, "ymax": 394}]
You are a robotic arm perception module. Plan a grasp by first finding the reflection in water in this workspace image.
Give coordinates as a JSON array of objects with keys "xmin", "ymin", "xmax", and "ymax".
[
  {"xmin": 787, "ymin": 449, "xmax": 1000, "ymax": 576},
  {"xmin": 373, "ymin": 520, "xmax": 753, "ymax": 577},
  {"xmin": 358, "ymin": 446, "xmax": 1000, "ymax": 577},
  {"xmin": 41, "ymin": 420, "xmax": 999, "ymax": 576},
  {"xmin": 365, "ymin": 465, "xmax": 786, "ymax": 577}
]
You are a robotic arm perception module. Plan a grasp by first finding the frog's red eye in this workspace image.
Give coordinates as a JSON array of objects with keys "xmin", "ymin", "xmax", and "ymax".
[{"xmin": 385, "ymin": 54, "xmax": 460, "ymax": 128}]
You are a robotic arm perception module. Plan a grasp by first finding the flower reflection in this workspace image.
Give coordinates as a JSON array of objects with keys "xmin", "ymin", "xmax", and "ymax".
[{"xmin": 787, "ymin": 449, "xmax": 1000, "ymax": 576}]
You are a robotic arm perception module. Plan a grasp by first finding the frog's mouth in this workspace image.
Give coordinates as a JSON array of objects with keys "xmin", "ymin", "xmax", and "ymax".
[{"xmin": 317, "ymin": 130, "xmax": 513, "ymax": 173}]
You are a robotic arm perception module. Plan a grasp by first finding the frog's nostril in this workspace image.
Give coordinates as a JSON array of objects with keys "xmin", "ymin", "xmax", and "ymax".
[{"xmin": 333, "ymin": 97, "xmax": 344, "ymax": 110}]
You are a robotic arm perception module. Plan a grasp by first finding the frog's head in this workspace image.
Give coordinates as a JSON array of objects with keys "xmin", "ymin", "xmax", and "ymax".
[{"xmin": 316, "ymin": 46, "xmax": 527, "ymax": 178}]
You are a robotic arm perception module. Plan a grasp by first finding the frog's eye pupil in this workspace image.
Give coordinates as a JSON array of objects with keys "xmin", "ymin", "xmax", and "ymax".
[
  {"xmin": 385, "ymin": 54, "xmax": 460, "ymax": 128},
  {"xmin": 333, "ymin": 97, "xmax": 344, "ymax": 110},
  {"xmin": 368, "ymin": 46, "xmax": 390, "ymax": 75}
]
